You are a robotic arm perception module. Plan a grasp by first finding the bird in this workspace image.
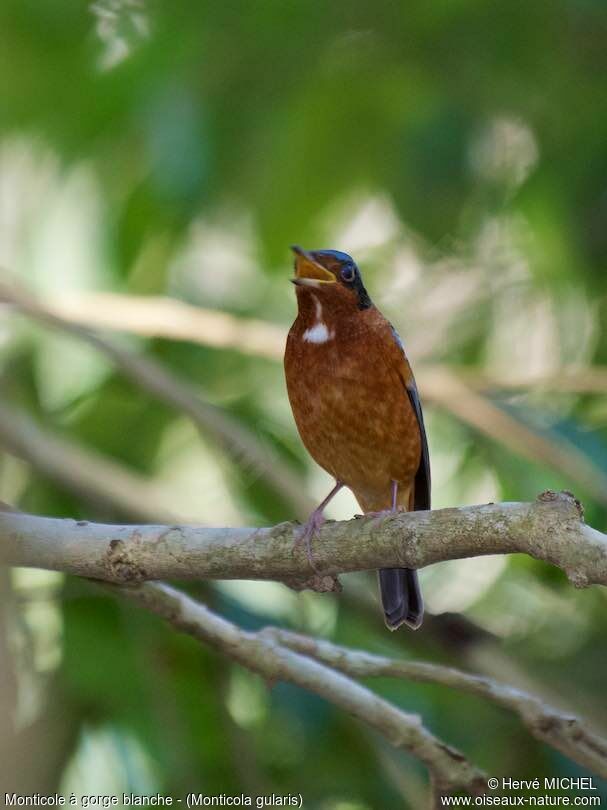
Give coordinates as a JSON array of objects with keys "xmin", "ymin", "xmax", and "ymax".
[{"xmin": 284, "ymin": 245, "xmax": 430, "ymax": 630}]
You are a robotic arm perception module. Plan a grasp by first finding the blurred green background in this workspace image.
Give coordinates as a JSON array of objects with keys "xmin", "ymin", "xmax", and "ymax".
[{"xmin": 1, "ymin": 1, "xmax": 606, "ymax": 807}]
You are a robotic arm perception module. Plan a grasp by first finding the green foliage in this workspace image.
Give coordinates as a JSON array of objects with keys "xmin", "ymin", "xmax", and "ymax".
[{"xmin": 2, "ymin": 1, "xmax": 607, "ymax": 806}]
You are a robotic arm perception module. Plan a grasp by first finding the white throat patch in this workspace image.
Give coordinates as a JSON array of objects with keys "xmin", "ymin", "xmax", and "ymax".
[
  {"xmin": 303, "ymin": 296, "xmax": 335, "ymax": 344},
  {"xmin": 303, "ymin": 322, "xmax": 333, "ymax": 343}
]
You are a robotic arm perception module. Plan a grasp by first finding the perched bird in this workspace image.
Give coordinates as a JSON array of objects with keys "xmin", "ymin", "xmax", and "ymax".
[{"xmin": 284, "ymin": 246, "xmax": 430, "ymax": 630}]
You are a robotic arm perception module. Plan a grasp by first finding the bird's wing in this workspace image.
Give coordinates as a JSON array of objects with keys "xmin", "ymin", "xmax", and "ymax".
[
  {"xmin": 389, "ymin": 326, "xmax": 431, "ymax": 511},
  {"xmin": 404, "ymin": 376, "xmax": 431, "ymax": 510}
]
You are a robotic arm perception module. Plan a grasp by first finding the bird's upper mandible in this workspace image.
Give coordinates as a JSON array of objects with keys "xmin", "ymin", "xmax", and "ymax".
[{"xmin": 290, "ymin": 245, "xmax": 373, "ymax": 312}]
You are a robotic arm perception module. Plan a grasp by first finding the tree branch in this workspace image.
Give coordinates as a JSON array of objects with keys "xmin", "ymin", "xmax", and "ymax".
[
  {"xmin": 5, "ymin": 279, "xmax": 606, "ymax": 511},
  {"xmin": 417, "ymin": 367, "xmax": 607, "ymax": 507},
  {"xmin": 263, "ymin": 628, "xmax": 607, "ymax": 779},
  {"xmin": 109, "ymin": 581, "xmax": 487, "ymax": 798},
  {"xmin": 3, "ymin": 491, "xmax": 606, "ymax": 789},
  {"xmin": 40, "ymin": 292, "xmax": 607, "ymax": 394},
  {"xmin": 1, "ymin": 491, "xmax": 605, "ymax": 590},
  {"xmin": 44, "ymin": 291, "xmax": 286, "ymax": 362}
]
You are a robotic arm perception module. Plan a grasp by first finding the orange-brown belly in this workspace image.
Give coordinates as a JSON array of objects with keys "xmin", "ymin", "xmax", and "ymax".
[{"xmin": 285, "ymin": 337, "xmax": 420, "ymax": 510}]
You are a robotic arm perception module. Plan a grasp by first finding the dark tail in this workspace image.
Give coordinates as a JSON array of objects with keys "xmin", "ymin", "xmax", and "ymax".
[{"xmin": 378, "ymin": 567, "xmax": 423, "ymax": 631}]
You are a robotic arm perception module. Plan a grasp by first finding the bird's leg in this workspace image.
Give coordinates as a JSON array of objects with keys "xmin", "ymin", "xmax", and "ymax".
[
  {"xmin": 296, "ymin": 481, "xmax": 344, "ymax": 571},
  {"xmin": 366, "ymin": 480, "xmax": 402, "ymax": 522},
  {"xmin": 390, "ymin": 479, "xmax": 398, "ymax": 511}
]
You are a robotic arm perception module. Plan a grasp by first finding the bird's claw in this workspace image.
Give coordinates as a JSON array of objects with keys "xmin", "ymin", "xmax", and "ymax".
[
  {"xmin": 366, "ymin": 505, "xmax": 403, "ymax": 528},
  {"xmin": 295, "ymin": 511, "xmax": 325, "ymax": 573}
]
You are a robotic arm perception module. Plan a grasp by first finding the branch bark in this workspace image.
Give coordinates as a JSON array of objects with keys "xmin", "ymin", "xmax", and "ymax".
[{"xmin": 1, "ymin": 491, "xmax": 605, "ymax": 590}]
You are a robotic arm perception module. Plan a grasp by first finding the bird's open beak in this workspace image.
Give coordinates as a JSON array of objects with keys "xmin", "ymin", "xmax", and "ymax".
[{"xmin": 290, "ymin": 245, "xmax": 335, "ymax": 286}]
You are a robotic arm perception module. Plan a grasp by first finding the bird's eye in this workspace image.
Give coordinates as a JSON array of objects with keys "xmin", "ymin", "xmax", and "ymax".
[{"xmin": 340, "ymin": 264, "xmax": 355, "ymax": 283}]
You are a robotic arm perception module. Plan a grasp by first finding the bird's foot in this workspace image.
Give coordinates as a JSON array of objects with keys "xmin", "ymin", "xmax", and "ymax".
[
  {"xmin": 366, "ymin": 505, "xmax": 404, "ymax": 527},
  {"xmin": 295, "ymin": 509, "xmax": 325, "ymax": 573},
  {"xmin": 366, "ymin": 508, "xmax": 390, "ymax": 519}
]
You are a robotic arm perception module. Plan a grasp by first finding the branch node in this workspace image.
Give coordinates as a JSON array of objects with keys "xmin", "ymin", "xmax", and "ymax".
[
  {"xmin": 537, "ymin": 489, "xmax": 584, "ymax": 520},
  {"xmin": 567, "ymin": 568, "xmax": 590, "ymax": 589},
  {"xmin": 105, "ymin": 537, "xmax": 148, "ymax": 583}
]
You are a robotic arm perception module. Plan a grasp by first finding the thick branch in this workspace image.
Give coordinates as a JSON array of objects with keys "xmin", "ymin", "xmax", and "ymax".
[
  {"xmin": 265, "ymin": 629, "xmax": 607, "ymax": 779},
  {"xmin": 111, "ymin": 581, "xmax": 486, "ymax": 797},
  {"xmin": 1, "ymin": 492, "xmax": 605, "ymax": 590},
  {"xmin": 3, "ymin": 492, "xmax": 605, "ymax": 786}
]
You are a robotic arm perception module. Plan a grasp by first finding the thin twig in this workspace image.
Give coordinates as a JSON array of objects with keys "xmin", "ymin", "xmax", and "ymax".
[
  {"xmin": 418, "ymin": 367, "xmax": 607, "ymax": 507},
  {"xmin": 19, "ymin": 286, "xmax": 607, "ymax": 506},
  {"xmin": 0, "ymin": 280, "xmax": 313, "ymax": 519},
  {"xmin": 263, "ymin": 628, "xmax": 607, "ymax": 779},
  {"xmin": 453, "ymin": 365, "xmax": 607, "ymax": 394},
  {"xmin": 44, "ymin": 291, "xmax": 286, "ymax": 361},
  {"xmin": 110, "ymin": 581, "xmax": 487, "ymax": 798},
  {"xmin": 0, "ymin": 400, "xmax": 179, "ymax": 524},
  {"xmin": 42, "ymin": 292, "xmax": 607, "ymax": 394}
]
